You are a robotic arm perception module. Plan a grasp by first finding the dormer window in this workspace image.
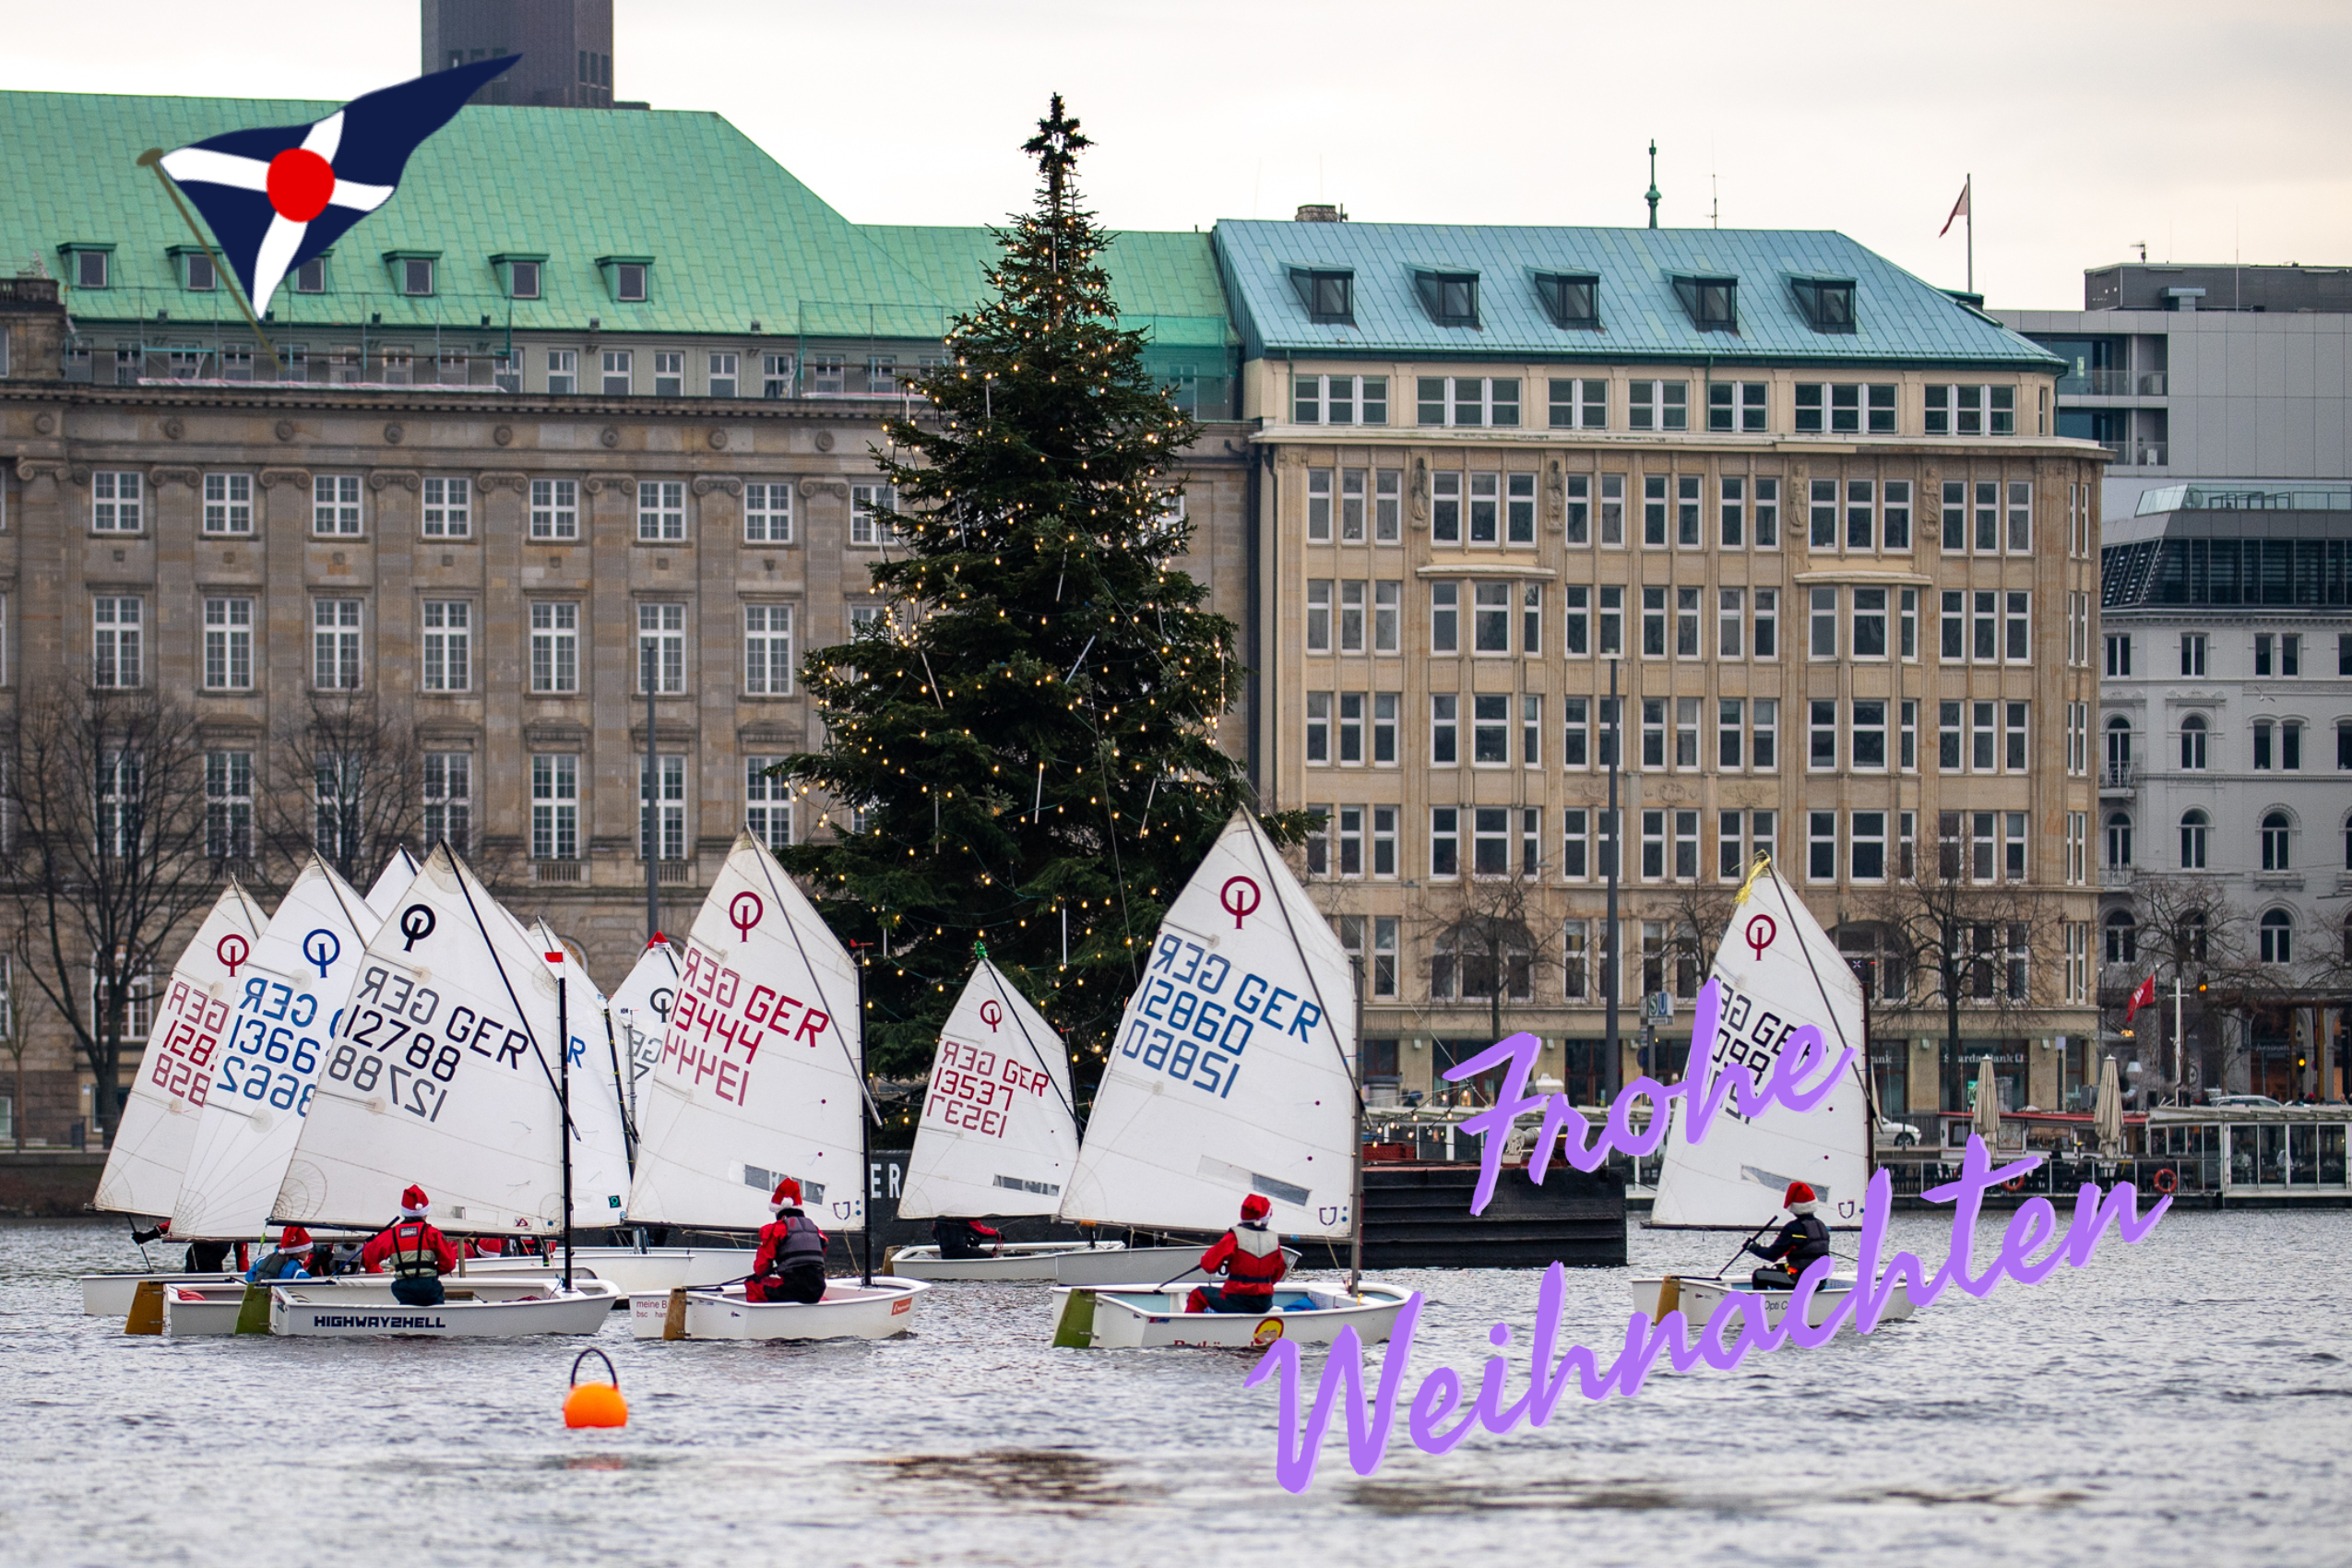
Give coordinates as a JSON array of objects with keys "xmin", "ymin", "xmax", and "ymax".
[
  {"xmin": 1291, "ymin": 268, "xmax": 1353, "ymax": 325},
  {"xmin": 1534, "ymin": 272, "xmax": 1599, "ymax": 329},
  {"xmin": 1415, "ymin": 270, "xmax": 1479, "ymax": 327},
  {"xmin": 1792, "ymin": 278, "xmax": 1857, "ymax": 333},
  {"xmin": 384, "ymin": 251, "xmax": 440, "ymax": 296},
  {"xmin": 59, "ymin": 244, "xmax": 113, "ymax": 290},
  {"xmin": 171, "ymin": 247, "xmax": 216, "ymax": 291},
  {"xmin": 1673, "ymin": 275, "xmax": 1739, "ymax": 332},
  {"xmin": 597, "ymin": 255, "xmax": 654, "ymax": 304},
  {"xmin": 292, "ymin": 257, "xmax": 327, "ymax": 293},
  {"xmin": 492, "ymin": 253, "xmax": 547, "ymax": 300}
]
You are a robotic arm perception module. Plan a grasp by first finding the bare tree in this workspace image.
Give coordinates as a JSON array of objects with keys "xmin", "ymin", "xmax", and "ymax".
[
  {"xmin": 1419, "ymin": 872, "xmax": 1551, "ymax": 1044},
  {"xmin": 258, "ymin": 693, "xmax": 431, "ymax": 888},
  {"xmin": 1859, "ymin": 854, "xmax": 2059, "ymax": 1094},
  {"xmin": 3, "ymin": 686, "xmax": 221, "ymax": 1139}
]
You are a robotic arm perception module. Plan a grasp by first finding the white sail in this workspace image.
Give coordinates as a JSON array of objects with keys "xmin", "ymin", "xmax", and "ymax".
[
  {"xmin": 624, "ymin": 833, "xmax": 867, "ymax": 1232},
  {"xmin": 169, "ymin": 859, "xmax": 384, "ymax": 1239},
  {"xmin": 897, "ymin": 958, "xmax": 1079, "ymax": 1221},
  {"xmin": 608, "ymin": 937, "xmax": 681, "ymax": 1134},
  {"xmin": 1060, "ymin": 812, "xmax": 1358, "ymax": 1241},
  {"xmin": 532, "ymin": 921, "xmax": 633, "ymax": 1211},
  {"xmin": 269, "ymin": 845, "xmax": 630, "ymax": 1235},
  {"xmin": 1650, "ymin": 860, "xmax": 1872, "ymax": 1230},
  {"xmin": 363, "ymin": 846, "xmax": 422, "ymax": 919},
  {"xmin": 93, "ymin": 883, "xmax": 271, "ymax": 1219}
]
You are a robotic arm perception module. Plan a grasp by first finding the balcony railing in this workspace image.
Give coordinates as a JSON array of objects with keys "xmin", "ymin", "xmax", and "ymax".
[
  {"xmin": 656, "ymin": 860, "xmax": 694, "ymax": 884},
  {"xmin": 2139, "ymin": 372, "xmax": 2168, "ymax": 396},
  {"xmin": 532, "ymin": 860, "xmax": 586, "ymax": 884},
  {"xmin": 2098, "ymin": 441, "xmax": 2129, "ymax": 464},
  {"xmin": 2103, "ymin": 761, "xmax": 2135, "ymax": 790}
]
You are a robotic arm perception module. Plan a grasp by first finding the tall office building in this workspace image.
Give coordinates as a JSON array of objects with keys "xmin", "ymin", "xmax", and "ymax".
[{"xmin": 422, "ymin": 0, "xmax": 621, "ymax": 109}]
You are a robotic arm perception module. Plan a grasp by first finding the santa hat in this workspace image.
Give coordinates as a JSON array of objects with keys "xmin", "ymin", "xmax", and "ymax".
[
  {"xmin": 400, "ymin": 1184, "xmax": 430, "ymax": 1216},
  {"xmin": 1240, "ymin": 1194, "xmax": 1272, "ymax": 1222},
  {"xmin": 768, "ymin": 1178, "xmax": 802, "ymax": 1214},
  {"xmin": 279, "ymin": 1225, "xmax": 312, "ymax": 1251},
  {"xmin": 1784, "ymin": 1182, "xmax": 1816, "ymax": 1208}
]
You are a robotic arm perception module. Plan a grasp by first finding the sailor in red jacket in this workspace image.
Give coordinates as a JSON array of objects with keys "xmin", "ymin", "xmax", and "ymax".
[
  {"xmin": 1185, "ymin": 1194, "xmax": 1287, "ymax": 1313},
  {"xmin": 746, "ymin": 1179, "xmax": 828, "ymax": 1304},
  {"xmin": 360, "ymin": 1184, "xmax": 461, "ymax": 1306}
]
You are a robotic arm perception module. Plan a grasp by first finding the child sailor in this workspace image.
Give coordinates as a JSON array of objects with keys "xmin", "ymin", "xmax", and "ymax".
[
  {"xmin": 1185, "ymin": 1194, "xmax": 1288, "ymax": 1313},
  {"xmin": 360, "ymin": 1184, "xmax": 460, "ymax": 1306},
  {"xmin": 1743, "ymin": 1181, "xmax": 1834, "ymax": 1288}
]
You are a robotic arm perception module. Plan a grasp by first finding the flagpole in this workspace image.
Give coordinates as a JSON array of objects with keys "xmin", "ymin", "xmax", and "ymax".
[
  {"xmin": 1966, "ymin": 172, "xmax": 1974, "ymax": 296},
  {"xmin": 135, "ymin": 150, "xmax": 283, "ymax": 379}
]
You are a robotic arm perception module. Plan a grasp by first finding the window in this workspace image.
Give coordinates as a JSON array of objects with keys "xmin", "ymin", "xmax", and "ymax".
[
  {"xmin": 743, "ymin": 604, "xmax": 793, "ymax": 695},
  {"xmin": 1925, "ymin": 386, "xmax": 2015, "ymax": 435},
  {"xmin": 1304, "ymin": 694, "xmax": 1330, "ymax": 763},
  {"xmin": 1534, "ymin": 273, "xmax": 1599, "ymax": 328},
  {"xmin": 703, "ymin": 351, "xmax": 739, "ymax": 399},
  {"xmin": 761, "ymin": 352, "xmax": 794, "ymax": 398},
  {"xmin": 811, "ymin": 355, "xmax": 847, "ymax": 395},
  {"xmin": 2005, "ymin": 701, "xmax": 2028, "ymax": 772},
  {"xmin": 1885, "ymin": 481, "xmax": 1912, "ymax": 549},
  {"xmin": 1973, "ymin": 591, "xmax": 1997, "ymax": 661},
  {"xmin": 420, "ymin": 600, "xmax": 469, "ymax": 692},
  {"xmin": 1520, "ymin": 695, "xmax": 1542, "ymax": 768},
  {"xmin": 1368, "ymin": 579, "xmax": 1400, "ymax": 653},
  {"xmin": 1901, "ymin": 699, "xmax": 1918, "ymax": 770},
  {"xmin": 635, "ymin": 480, "xmax": 685, "ymax": 542},
  {"xmin": 2066, "ymin": 701, "xmax": 2087, "ymax": 774},
  {"xmin": 1675, "ymin": 476, "xmax": 1703, "ymax": 548},
  {"xmin": 419, "ymin": 476, "xmax": 469, "ymax": 538},
  {"xmin": 398, "ymin": 257, "xmax": 434, "ymax": 296},
  {"xmin": 1853, "ymin": 700, "xmax": 1887, "ymax": 770},
  {"xmin": 651, "ymin": 351, "xmax": 683, "ymax": 397},
  {"xmin": 2066, "ymin": 811, "xmax": 2087, "ymax": 885},
  {"xmin": 492, "ymin": 352, "xmax": 521, "ymax": 393},
  {"xmin": 1336, "ymin": 694, "xmax": 1364, "ymax": 764},
  {"xmin": 203, "ymin": 472, "xmax": 253, "ymax": 534},
  {"xmin": 2252, "ymin": 719, "xmax": 2275, "ymax": 770},
  {"xmin": 423, "ymin": 752, "xmax": 470, "ymax": 852},
  {"xmin": 1304, "ymin": 579, "xmax": 1331, "ymax": 652},
  {"xmin": 1598, "ymin": 585, "xmax": 1623, "ymax": 656},
  {"xmin": 201, "ymin": 597, "xmax": 253, "ymax": 690},
  {"xmin": 1642, "ymin": 587, "xmax": 1667, "ymax": 657},
  {"xmin": 2007, "ymin": 481, "xmax": 2032, "ymax": 552},
  {"xmin": 725, "ymin": 481, "xmax": 792, "ymax": 545},
  {"xmin": 93, "ymin": 597, "xmax": 142, "ymax": 686},
  {"xmin": 1642, "ymin": 698, "xmax": 1666, "ymax": 768},
  {"xmin": 1974, "ymin": 481, "xmax": 1999, "ymax": 552},
  {"xmin": 1810, "ymin": 587, "xmax": 1837, "ymax": 659},
  {"xmin": 1851, "ymin": 811, "xmax": 1887, "ymax": 882},
  {"xmin": 1641, "ymin": 810, "xmax": 1668, "ymax": 880},
  {"xmin": 1430, "ymin": 694, "xmax": 1457, "ymax": 765},
  {"xmin": 1808, "ymin": 812, "xmax": 1837, "ymax": 882},
  {"xmin": 1372, "ymin": 693, "xmax": 1398, "ymax": 764},
  {"xmin": 1900, "ymin": 587, "xmax": 1918, "ymax": 658},
  {"xmin": 1973, "ymin": 701, "xmax": 1997, "ymax": 772},
  {"xmin": 1416, "ymin": 271, "xmax": 1479, "ymax": 327},
  {"xmin": 1754, "ymin": 478, "xmax": 1779, "ymax": 548},
  {"xmin": 312, "ymin": 754, "xmax": 362, "ymax": 864},
  {"xmin": 2002, "ymin": 811, "xmax": 2028, "ymax": 882},
  {"xmin": 2180, "ymin": 714, "xmax": 2207, "ymax": 770},
  {"xmin": 313, "ymin": 600, "xmax": 361, "ymax": 689},
  {"xmin": 1459, "ymin": 808, "xmax": 1508, "ymax": 876},
  {"xmin": 1552, "ymin": 695, "xmax": 1586, "ymax": 769},
  {"xmin": 532, "ymin": 754, "xmax": 579, "ymax": 861},
  {"xmin": 1549, "ymin": 378, "xmax": 1608, "ymax": 429},
  {"xmin": 638, "ymin": 603, "xmax": 684, "ymax": 694},
  {"xmin": 2342, "ymin": 719, "xmax": 2352, "ymax": 772},
  {"xmin": 72, "ymin": 248, "xmax": 108, "ymax": 289},
  {"xmin": 184, "ymin": 256, "xmax": 218, "ymax": 293},
  {"xmin": 1674, "ymin": 276, "xmax": 1738, "ymax": 330},
  {"xmin": 850, "ymin": 485, "xmax": 897, "ymax": 545},
  {"xmin": 1752, "ymin": 589, "xmax": 1776, "ymax": 658},
  {"xmin": 1292, "ymin": 269, "xmax": 1353, "ymax": 324},
  {"xmin": 1628, "ymin": 381, "xmax": 1688, "ymax": 431},
  {"xmin": 1474, "ymin": 582, "xmax": 1511, "ymax": 653},
  {"xmin": 600, "ymin": 350, "xmax": 633, "ymax": 396},
  {"xmin": 1809, "ymin": 699, "xmax": 1837, "ymax": 770},
  {"xmin": 1373, "ymin": 469, "xmax": 1402, "ymax": 542},
  {"xmin": 1715, "ymin": 697, "xmax": 1744, "ymax": 770},
  {"xmin": 1431, "ymin": 808, "xmax": 1459, "ymax": 878},
  {"xmin": 1509, "ymin": 474, "xmax": 1538, "ymax": 546},
  {"xmin": 2180, "ymin": 809, "xmax": 2208, "ymax": 869},
  {"xmin": 531, "ymin": 602, "xmax": 579, "ymax": 693},
  {"xmin": 1851, "ymin": 588, "xmax": 1888, "ymax": 659},
  {"xmin": 1675, "ymin": 587, "xmax": 1700, "ymax": 657},
  {"xmin": 1794, "ymin": 382, "xmax": 1895, "ymax": 434},
  {"xmin": 1752, "ymin": 699, "xmax": 1777, "ymax": 768},
  {"xmin": 545, "ymin": 350, "xmax": 576, "ymax": 395},
  {"xmin": 1416, "ymin": 377, "xmax": 1517, "ymax": 427},
  {"xmin": 1644, "ymin": 476, "xmax": 1669, "ymax": 548},
  {"xmin": 614, "ymin": 263, "xmax": 648, "ymax": 303},
  {"xmin": 92, "ymin": 471, "xmax": 141, "ymax": 531},
  {"xmin": 2261, "ymin": 811, "xmax": 2291, "ymax": 871},
  {"xmin": 641, "ymin": 754, "xmax": 684, "ymax": 861},
  {"xmin": 1939, "ymin": 701, "xmax": 1963, "ymax": 771},
  {"xmin": 2260, "ymin": 909, "xmax": 2294, "ymax": 965},
  {"xmin": 206, "ymin": 751, "xmax": 252, "ymax": 860},
  {"xmin": 2180, "ymin": 633, "xmax": 2206, "ymax": 677},
  {"xmin": 505, "ymin": 259, "xmax": 540, "ymax": 299},
  {"xmin": 2105, "ymin": 909, "xmax": 2138, "ymax": 966},
  {"xmin": 1809, "ymin": 479, "xmax": 1837, "ymax": 549},
  {"xmin": 1305, "ymin": 470, "xmax": 1331, "ymax": 540},
  {"xmin": 739, "ymin": 757, "xmax": 792, "ymax": 854},
  {"xmin": 1707, "ymin": 381, "xmax": 1767, "ymax": 432},
  {"xmin": 1710, "ymin": 588, "xmax": 1742, "ymax": 659},
  {"xmin": 1364, "ymin": 805, "xmax": 1396, "ymax": 879},
  {"xmin": 1472, "ymin": 695, "xmax": 1509, "ymax": 765},
  {"xmin": 1791, "ymin": 279, "xmax": 1856, "ymax": 332},
  {"xmin": 530, "ymin": 479, "xmax": 579, "ymax": 540},
  {"xmin": 1971, "ymin": 813, "xmax": 1996, "ymax": 882},
  {"xmin": 1292, "ymin": 374, "xmax": 1387, "ymax": 425},
  {"xmin": 1431, "ymin": 583, "xmax": 1458, "ymax": 652}
]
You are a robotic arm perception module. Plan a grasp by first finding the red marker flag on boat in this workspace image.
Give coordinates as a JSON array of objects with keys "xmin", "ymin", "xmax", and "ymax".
[
  {"xmin": 2124, "ymin": 974, "xmax": 2156, "ymax": 1024},
  {"xmin": 151, "ymin": 56, "xmax": 516, "ymax": 318}
]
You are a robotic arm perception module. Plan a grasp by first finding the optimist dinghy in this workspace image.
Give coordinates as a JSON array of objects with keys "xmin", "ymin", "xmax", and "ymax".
[
  {"xmin": 886, "ymin": 956, "xmax": 1114, "ymax": 1283},
  {"xmin": 1631, "ymin": 857, "xmax": 1914, "ymax": 1337},
  {"xmin": 462, "ymin": 1244, "xmax": 757, "ymax": 1294},
  {"xmin": 621, "ymin": 834, "xmax": 928, "ymax": 1340},
  {"xmin": 268, "ymin": 1277, "xmax": 619, "ymax": 1337},
  {"xmin": 1049, "ymin": 811, "xmax": 1404, "ymax": 1348}
]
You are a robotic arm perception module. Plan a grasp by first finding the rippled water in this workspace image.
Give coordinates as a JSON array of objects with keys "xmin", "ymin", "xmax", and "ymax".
[{"xmin": 4, "ymin": 1206, "xmax": 2346, "ymax": 1566}]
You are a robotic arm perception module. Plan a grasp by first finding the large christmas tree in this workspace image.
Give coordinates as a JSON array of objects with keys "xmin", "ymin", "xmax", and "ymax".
[{"xmin": 775, "ymin": 96, "xmax": 1305, "ymax": 1082}]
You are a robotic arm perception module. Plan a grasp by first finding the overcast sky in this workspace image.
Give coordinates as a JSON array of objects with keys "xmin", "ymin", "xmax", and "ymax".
[{"xmin": 7, "ymin": 0, "xmax": 2348, "ymax": 310}]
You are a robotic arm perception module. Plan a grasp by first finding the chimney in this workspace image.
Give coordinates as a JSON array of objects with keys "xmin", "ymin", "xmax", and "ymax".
[{"xmin": 1293, "ymin": 203, "xmax": 1348, "ymax": 223}]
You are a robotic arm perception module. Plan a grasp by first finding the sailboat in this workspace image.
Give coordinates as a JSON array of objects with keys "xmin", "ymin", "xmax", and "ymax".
[
  {"xmin": 262, "ymin": 844, "xmax": 621, "ymax": 1335},
  {"xmin": 81, "ymin": 881, "xmax": 270, "ymax": 1314},
  {"xmin": 1630, "ymin": 856, "xmax": 1915, "ymax": 1332},
  {"xmin": 158, "ymin": 857, "xmax": 403, "ymax": 1333},
  {"xmin": 609, "ymin": 932, "xmax": 679, "ymax": 1145},
  {"xmin": 624, "ymin": 832, "xmax": 927, "ymax": 1340},
  {"xmin": 1047, "ymin": 812, "xmax": 1410, "ymax": 1349},
  {"xmin": 364, "ymin": 845, "xmax": 422, "ymax": 911},
  {"xmin": 884, "ymin": 955, "xmax": 1119, "ymax": 1281}
]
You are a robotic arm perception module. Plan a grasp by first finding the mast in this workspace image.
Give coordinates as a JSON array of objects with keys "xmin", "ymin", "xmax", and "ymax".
[
  {"xmin": 1348, "ymin": 953, "xmax": 1366, "ymax": 1297},
  {"xmin": 558, "ymin": 955, "xmax": 573, "ymax": 1291},
  {"xmin": 1605, "ymin": 657, "xmax": 1621, "ymax": 1099},
  {"xmin": 856, "ymin": 944, "xmax": 873, "ymax": 1287}
]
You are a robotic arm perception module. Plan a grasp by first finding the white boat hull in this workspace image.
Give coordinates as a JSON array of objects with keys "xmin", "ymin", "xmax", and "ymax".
[
  {"xmin": 888, "ymin": 1241, "xmax": 1126, "ymax": 1282},
  {"xmin": 628, "ymin": 1278, "xmax": 929, "ymax": 1340},
  {"xmin": 462, "ymin": 1246, "xmax": 757, "ymax": 1295},
  {"xmin": 1629, "ymin": 1274, "xmax": 1917, "ymax": 1332},
  {"xmin": 164, "ymin": 1274, "xmax": 568, "ymax": 1335},
  {"xmin": 1051, "ymin": 1243, "xmax": 1303, "ymax": 1287},
  {"xmin": 1051, "ymin": 1280, "xmax": 1413, "ymax": 1349},
  {"xmin": 268, "ymin": 1278, "xmax": 620, "ymax": 1336},
  {"xmin": 83, "ymin": 1272, "xmax": 239, "ymax": 1316}
]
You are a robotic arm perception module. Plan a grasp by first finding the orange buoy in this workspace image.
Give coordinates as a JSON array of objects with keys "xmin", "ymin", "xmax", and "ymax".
[{"xmin": 564, "ymin": 1348, "xmax": 628, "ymax": 1429}]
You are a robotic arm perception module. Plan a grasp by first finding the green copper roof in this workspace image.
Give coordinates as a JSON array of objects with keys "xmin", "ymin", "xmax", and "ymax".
[
  {"xmin": 1215, "ymin": 220, "xmax": 2061, "ymax": 369},
  {"xmin": 0, "ymin": 90, "xmax": 1224, "ymax": 350}
]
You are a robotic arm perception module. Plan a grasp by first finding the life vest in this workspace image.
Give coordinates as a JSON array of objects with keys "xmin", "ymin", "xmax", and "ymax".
[
  {"xmin": 1218, "ymin": 1223, "xmax": 1287, "ymax": 1296},
  {"xmin": 388, "ymin": 1220, "xmax": 445, "ymax": 1280},
  {"xmin": 761, "ymin": 1213, "xmax": 826, "ymax": 1277},
  {"xmin": 1785, "ymin": 1214, "xmax": 1832, "ymax": 1270},
  {"xmin": 252, "ymin": 1249, "xmax": 307, "ymax": 1281}
]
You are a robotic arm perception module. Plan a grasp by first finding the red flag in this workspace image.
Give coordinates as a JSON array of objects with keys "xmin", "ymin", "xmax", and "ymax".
[
  {"xmin": 1939, "ymin": 177, "xmax": 1970, "ymax": 238},
  {"xmin": 2124, "ymin": 975, "xmax": 2156, "ymax": 1023}
]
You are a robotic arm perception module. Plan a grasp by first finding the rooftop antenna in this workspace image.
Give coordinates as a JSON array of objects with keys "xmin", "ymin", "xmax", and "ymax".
[
  {"xmin": 2133, "ymin": 241, "xmax": 2148, "ymax": 263},
  {"xmin": 1645, "ymin": 141, "xmax": 1661, "ymax": 229},
  {"xmin": 1710, "ymin": 170, "xmax": 1719, "ymax": 230}
]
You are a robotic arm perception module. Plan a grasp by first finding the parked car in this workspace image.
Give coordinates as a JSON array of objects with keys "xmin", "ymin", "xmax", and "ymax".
[
  {"xmin": 2202, "ymin": 1093, "xmax": 2283, "ymax": 1109},
  {"xmin": 1875, "ymin": 1116, "xmax": 1921, "ymax": 1147}
]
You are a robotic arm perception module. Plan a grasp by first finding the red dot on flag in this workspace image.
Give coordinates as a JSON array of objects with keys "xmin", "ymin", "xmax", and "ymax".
[{"xmin": 266, "ymin": 148, "xmax": 336, "ymax": 221}]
